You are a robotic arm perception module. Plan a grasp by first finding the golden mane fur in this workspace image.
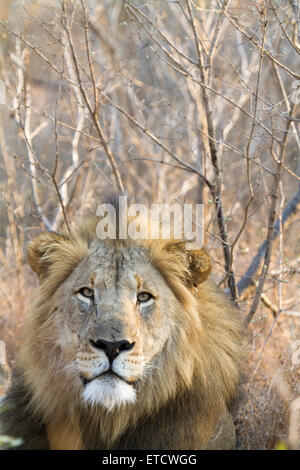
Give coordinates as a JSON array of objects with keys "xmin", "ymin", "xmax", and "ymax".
[{"xmin": 1, "ymin": 209, "xmax": 243, "ymax": 450}]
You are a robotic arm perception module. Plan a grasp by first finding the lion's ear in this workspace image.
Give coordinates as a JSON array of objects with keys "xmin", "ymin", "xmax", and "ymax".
[
  {"xmin": 27, "ymin": 232, "xmax": 70, "ymax": 281},
  {"xmin": 165, "ymin": 242, "xmax": 212, "ymax": 287},
  {"xmin": 186, "ymin": 247, "xmax": 212, "ymax": 286}
]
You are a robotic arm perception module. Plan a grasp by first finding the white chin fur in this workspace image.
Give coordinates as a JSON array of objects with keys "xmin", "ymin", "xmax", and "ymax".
[{"xmin": 82, "ymin": 375, "xmax": 136, "ymax": 411}]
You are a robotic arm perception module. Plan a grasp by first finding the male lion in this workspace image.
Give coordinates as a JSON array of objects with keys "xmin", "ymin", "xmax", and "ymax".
[{"xmin": 0, "ymin": 205, "xmax": 243, "ymax": 450}]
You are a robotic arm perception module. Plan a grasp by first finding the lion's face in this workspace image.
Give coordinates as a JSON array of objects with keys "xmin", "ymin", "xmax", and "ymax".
[
  {"xmin": 53, "ymin": 240, "xmax": 179, "ymax": 411},
  {"xmin": 25, "ymin": 227, "xmax": 212, "ymax": 416}
]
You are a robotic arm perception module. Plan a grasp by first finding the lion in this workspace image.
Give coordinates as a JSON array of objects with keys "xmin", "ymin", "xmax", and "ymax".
[{"xmin": 0, "ymin": 202, "xmax": 243, "ymax": 450}]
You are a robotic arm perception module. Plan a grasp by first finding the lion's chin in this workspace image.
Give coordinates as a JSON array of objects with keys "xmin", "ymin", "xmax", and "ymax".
[{"xmin": 81, "ymin": 373, "xmax": 136, "ymax": 411}]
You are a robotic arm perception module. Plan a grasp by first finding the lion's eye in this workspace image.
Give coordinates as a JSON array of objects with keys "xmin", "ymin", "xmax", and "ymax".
[
  {"xmin": 79, "ymin": 287, "xmax": 94, "ymax": 298},
  {"xmin": 137, "ymin": 292, "xmax": 153, "ymax": 304},
  {"xmin": 76, "ymin": 287, "xmax": 94, "ymax": 303}
]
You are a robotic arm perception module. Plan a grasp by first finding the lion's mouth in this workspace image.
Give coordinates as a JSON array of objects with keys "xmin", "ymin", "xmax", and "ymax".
[{"xmin": 80, "ymin": 370, "xmax": 135, "ymax": 387}]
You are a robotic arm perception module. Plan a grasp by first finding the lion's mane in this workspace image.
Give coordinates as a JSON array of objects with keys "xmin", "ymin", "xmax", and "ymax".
[{"xmin": 1, "ymin": 211, "xmax": 243, "ymax": 450}]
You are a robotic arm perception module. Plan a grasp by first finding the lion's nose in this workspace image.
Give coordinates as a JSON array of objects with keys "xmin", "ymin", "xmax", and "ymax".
[{"xmin": 90, "ymin": 339, "xmax": 135, "ymax": 363}]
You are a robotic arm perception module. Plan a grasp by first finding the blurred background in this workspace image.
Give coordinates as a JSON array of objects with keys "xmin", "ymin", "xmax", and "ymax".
[{"xmin": 0, "ymin": 0, "xmax": 299, "ymax": 449}]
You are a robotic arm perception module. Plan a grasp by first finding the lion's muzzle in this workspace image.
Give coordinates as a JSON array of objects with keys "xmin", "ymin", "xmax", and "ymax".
[{"xmin": 89, "ymin": 339, "xmax": 135, "ymax": 364}]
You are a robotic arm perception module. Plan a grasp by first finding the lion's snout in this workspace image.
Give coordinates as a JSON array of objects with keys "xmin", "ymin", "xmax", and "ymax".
[{"xmin": 89, "ymin": 339, "xmax": 135, "ymax": 364}]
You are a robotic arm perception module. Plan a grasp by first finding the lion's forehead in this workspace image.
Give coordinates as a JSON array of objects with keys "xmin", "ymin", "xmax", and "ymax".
[
  {"xmin": 74, "ymin": 241, "xmax": 160, "ymax": 293},
  {"xmin": 89, "ymin": 240, "xmax": 150, "ymax": 266}
]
